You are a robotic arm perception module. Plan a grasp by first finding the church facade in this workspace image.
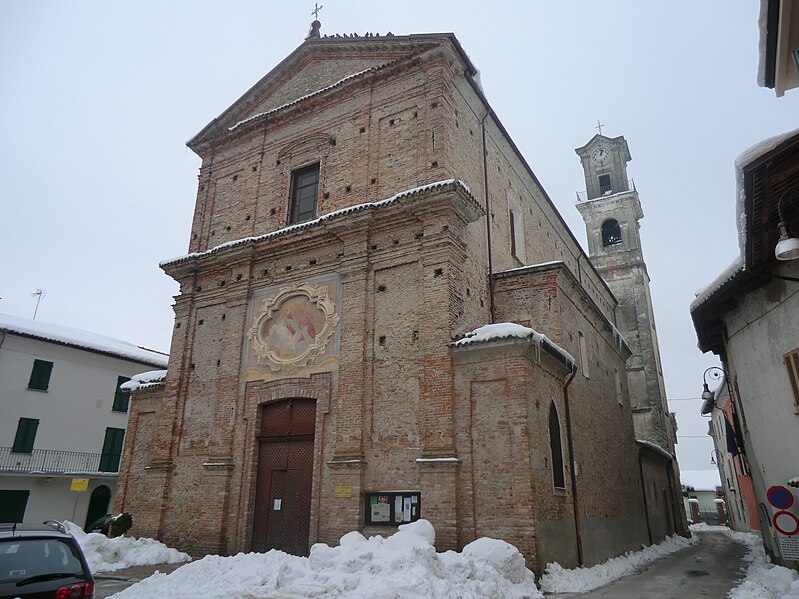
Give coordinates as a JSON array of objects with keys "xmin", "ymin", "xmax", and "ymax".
[{"xmin": 116, "ymin": 26, "xmax": 671, "ymax": 573}]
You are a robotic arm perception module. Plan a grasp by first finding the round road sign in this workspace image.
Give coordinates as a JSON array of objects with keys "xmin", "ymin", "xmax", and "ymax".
[
  {"xmin": 767, "ymin": 486, "xmax": 795, "ymax": 509},
  {"xmin": 773, "ymin": 511, "xmax": 799, "ymax": 536}
]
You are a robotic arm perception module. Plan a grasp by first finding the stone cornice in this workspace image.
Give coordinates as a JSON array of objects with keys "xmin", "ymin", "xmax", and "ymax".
[{"xmin": 161, "ymin": 180, "xmax": 483, "ymax": 280}]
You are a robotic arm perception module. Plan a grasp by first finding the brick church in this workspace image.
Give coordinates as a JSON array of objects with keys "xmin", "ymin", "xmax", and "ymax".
[{"xmin": 116, "ymin": 21, "xmax": 686, "ymax": 573}]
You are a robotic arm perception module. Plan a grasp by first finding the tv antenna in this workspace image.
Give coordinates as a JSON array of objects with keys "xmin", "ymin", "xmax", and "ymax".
[{"xmin": 31, "ymin": 288, "xmax": 45, "ymax": 320}]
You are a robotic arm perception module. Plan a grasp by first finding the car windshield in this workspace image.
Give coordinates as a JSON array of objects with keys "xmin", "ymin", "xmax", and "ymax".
[{"xmin": 0, "ymin": 538, "xmax": 85, "ymax": 584}]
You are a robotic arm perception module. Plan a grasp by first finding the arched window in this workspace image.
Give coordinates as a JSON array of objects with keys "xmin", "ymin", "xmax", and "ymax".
[
  {"xmin": 601, "ymin": 219, "xmax": 622, "ymax": 247},
  {"xmin": 549, "ymin": 403, "xmax": 565, "ymax": 489}
]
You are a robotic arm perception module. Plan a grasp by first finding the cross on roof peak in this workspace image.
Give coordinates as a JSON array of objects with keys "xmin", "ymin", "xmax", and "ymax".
[
  {"xmin": 312, "ymin": 3, "xmax": 323, "ymax": 19},
  {"xmin": 595, "ymin": 120, "xmax": 606, "ymax": 136}
]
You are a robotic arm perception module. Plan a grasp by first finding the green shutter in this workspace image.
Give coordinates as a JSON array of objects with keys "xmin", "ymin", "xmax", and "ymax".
[
  {"xmin": 99, "ymin": 427, "xmax": 125, "ymax": 472},
  {"xmin": 28, "ymin": 359, "xmax": 54, "ymax": 390},
  {"xmin": 12, "ymin": 418, "xmax": 39, "ymax": 453},
  {"xmin": 113, "ymin": 376, "xmax": 131, "ymax": 412}
]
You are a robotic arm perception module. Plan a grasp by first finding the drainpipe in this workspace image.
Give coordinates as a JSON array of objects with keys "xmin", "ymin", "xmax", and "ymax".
[
  {"xmin": 480, "ymin": 110, "xmax": 495, "ymax": 324},
  {"xmin": 562, "ymin": 367, "xmax": 583, "ymax": 565},
  {"xmin": 637, "ymin": 447, "xmax": 654, "ymax": 545}
]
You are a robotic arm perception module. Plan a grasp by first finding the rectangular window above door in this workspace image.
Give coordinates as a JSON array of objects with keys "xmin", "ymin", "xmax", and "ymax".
[{"xmin": 289, "ymin": 164, "xmax": 320, "ymax": 224}]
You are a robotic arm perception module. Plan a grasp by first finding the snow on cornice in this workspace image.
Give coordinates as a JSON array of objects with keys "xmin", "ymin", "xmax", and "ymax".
[
  {"xmin": 161, "ymin": 179, "xmax": 474, "ymax": 267},
  {"xmin": 228, "ymin": 66, "xmax": 381, "ymax": 132},
  {"xmin": 120, "ymin": 369, "xmax": 168, "ymax": 392},
  {"xmin": 452, "ymin": 322, "xmax": 576, "ymax": 369},
  {"xmin": 636, "ymin": 439, "xmax": 673, "ymax": 461},
  {"xmin": 0, "ymin": 313, "xmax": 168, "ymax": 368}
]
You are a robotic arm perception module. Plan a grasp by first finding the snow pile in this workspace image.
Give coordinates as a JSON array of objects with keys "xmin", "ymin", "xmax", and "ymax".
[
  {"xmin": 690, "ymin": 524, "xmax": 799, "ymax": 599},
  {"xmin": 110, "ymin": 520, "xmax": 542, "ymax": 599},
  {"xmin": 538, "ymin": 534, "xmax": 697, "ymax": 594},
  {"xmin": 63, "ymin": 521, "xmax": 190, "ymax": 574}
]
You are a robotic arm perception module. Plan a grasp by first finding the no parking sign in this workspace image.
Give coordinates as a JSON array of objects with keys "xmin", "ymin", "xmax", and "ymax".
[{"xmin": 768, "ymin": 486, "xmax": 799, "ymax": 536}]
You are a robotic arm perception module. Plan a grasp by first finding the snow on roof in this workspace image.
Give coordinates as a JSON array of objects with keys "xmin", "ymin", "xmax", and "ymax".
[
  {"xmin": 734, "ymin": 128, "xmax": 799, "ymax": 171},
  {"xmin": 692, "ymin": 129, "xmax": 799, "ymax": 313},
  {"xmin": 161, "ymin": 179, "xmax": 474, "ymax": 267},
  {"xmin": 0, "ymin": 313, "xmax": 168, "ymax": 368},
  {"xmin": 452, "ymin": 322, "xmax": 576, "ymax": 368},
  {"xmin": 680, "ymin": 469, "xmax": 721, "ymax": 491},
  {"xmin": 690, "ymin": 256, "xmax": 744, "ymax": 312},
  {"xmin": 120, "ymin": 369, "xmax": 168, "ymax": 392},
  {"xmin": 228, "ymin": 66, "xmax": 381, "ymax": 132}
]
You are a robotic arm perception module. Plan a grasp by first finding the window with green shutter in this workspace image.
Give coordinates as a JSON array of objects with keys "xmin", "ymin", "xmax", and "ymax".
[
  {"xmin": 28, "ymin": 359, "xmax": 53, "ymax": 391},
  {"xmin": 99, "ymin": 427, "xmax": 125, "ymax": 472},
  {"xmin": 112, "ymin": 376, "xmax": 131, "ymax": 412},
  {"xmin": 12, "ymin": 418, "xmax": 39, "ymax": 453}
]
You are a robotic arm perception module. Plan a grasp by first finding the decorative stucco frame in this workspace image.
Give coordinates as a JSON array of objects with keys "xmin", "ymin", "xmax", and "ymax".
[{"xmin": 247, "ymin": 282, "xmax": 339, "ymax": 372}]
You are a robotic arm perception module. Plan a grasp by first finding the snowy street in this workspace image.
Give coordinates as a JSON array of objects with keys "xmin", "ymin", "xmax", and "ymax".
[
  {"xmin": 549, "ymin": 531, "xmax": 746, "ymax": 598},
  {"xmin": 78, "ymin": 521, "xmax": 799, "ymax": 598}
]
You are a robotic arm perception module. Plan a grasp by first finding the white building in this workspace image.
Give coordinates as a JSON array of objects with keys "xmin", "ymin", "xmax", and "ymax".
[
  {"xmin": 0, "ymin": 314, "xmax": 167, "ymax": 528},
  {"xmin": 691, "ymin": 130, "xmax": 799, "ymax": 568}
]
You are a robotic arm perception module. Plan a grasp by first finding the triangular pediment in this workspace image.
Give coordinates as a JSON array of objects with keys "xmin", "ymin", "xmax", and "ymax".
[{"xmin": 189, "ymin": 33, "xmax": 463, "ymax": 152}]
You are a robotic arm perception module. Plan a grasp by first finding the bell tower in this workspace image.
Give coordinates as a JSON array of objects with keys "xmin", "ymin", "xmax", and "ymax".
[{"xmin": 575, "ymin": 134, "xmax": 672, "ymax": 451}]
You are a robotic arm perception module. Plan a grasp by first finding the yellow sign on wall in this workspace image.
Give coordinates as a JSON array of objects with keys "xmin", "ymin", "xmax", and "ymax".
[
  {"xmin": 70, "ymin": 478, "xmax": 89, "ymax": 492},
  {"xmin": 334, "ymin": 483, "xmax": 352, "ymax": 498}
]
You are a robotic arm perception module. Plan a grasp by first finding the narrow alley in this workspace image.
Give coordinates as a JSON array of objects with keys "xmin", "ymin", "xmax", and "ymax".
[{"xmin": 549, "ymin": 531, "xmax": 747, "ymax": 598}]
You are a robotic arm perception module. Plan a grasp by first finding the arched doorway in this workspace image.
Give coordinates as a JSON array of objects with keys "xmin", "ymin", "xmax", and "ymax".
[
  {"xmin": 251, "ymin": 398, "xmax": 316, "ymax": 555},
  {"xmin": 84, "ymin": 485, "xmax": 111, "ymax": 531}
]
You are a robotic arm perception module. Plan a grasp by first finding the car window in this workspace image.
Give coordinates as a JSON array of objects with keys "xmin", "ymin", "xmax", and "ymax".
[{"xmin": 0, "ymin": 539, "xmax": 84, "ymax": 583}]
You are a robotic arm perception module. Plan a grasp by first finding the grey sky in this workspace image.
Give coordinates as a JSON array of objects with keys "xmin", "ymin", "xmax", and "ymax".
[{"xmin": 2, "ymin": 1, "xmax": 797, "ymax": 471}]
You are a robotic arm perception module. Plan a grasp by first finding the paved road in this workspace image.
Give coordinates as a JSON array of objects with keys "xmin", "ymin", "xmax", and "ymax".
[{"xmin": 547, "ymin": 531, "xmax": 748, "ymax": 598}]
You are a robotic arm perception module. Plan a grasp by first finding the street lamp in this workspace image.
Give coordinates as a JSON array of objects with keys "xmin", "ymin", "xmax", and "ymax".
[
  {"xmin": 775, "ymin": 187, "xmax": 799, "ymax": 261},
  {"xmin": 700, "ymin": 366, "xmax": 724, "ymax": 416},
  {"xmin": 710, "ymin": 449, "xmax": 721, "ymax": 465},
  {"xmin": 701, "ymin": 367, "xmax": 724, "ymax": 402}
]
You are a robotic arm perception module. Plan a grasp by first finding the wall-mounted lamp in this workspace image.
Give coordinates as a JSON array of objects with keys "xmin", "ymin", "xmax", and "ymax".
[
  {"xmin": 775, "ymin": 187, "xmax": 799, "ymax": 261},
  {"xmin": 710, "ymin": 449, "xmax": 721, "ymax": 465},
  {"xmin": 701, "ymin": 366, "xmax": 724, "ymax": 403}
]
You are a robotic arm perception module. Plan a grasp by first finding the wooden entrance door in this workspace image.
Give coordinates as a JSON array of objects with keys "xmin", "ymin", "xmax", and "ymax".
[{"xmin": 251, "ymin": 399, "xmax": 315, "ymax": 555}]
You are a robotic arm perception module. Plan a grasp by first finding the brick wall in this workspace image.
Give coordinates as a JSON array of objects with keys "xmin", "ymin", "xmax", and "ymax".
[{"xmin": 117, "ymin": 34, "xmax": 655, "ymax": 571}]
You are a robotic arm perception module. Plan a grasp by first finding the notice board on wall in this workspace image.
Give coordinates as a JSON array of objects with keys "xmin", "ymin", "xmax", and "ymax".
[{"xmin": 364, "ymin": 491, "xmax": 420, "ymax": 526}]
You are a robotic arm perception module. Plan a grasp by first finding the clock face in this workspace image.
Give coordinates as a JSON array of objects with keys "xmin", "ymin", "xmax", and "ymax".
[{"xmin": 591, "ymin": 147, "xmax": 610, "ymax": 165}]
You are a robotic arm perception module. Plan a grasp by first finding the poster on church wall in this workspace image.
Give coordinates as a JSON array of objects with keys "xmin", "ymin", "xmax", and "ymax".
[
  {"xmin": 364, "ymin": 491, "xmax": 421, "ymax": 526},
  {"xmin": 370, "ymin": 495, "xmax": 391, "ymax": 523}
]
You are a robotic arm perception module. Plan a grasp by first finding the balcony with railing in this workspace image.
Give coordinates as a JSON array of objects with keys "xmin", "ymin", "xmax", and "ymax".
[
  {"xmin": 0, "ymin": 447, "xmax": 118, "ymax": 475},
  {"xmin": 576, "ymin": 178, "xmax": 636, "ymax": 202}
]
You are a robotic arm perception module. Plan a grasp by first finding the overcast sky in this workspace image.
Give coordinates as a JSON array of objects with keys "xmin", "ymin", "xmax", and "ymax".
[{"xmin": 2, "ymin": 1, "xmax": 797, "ymax": 472}]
